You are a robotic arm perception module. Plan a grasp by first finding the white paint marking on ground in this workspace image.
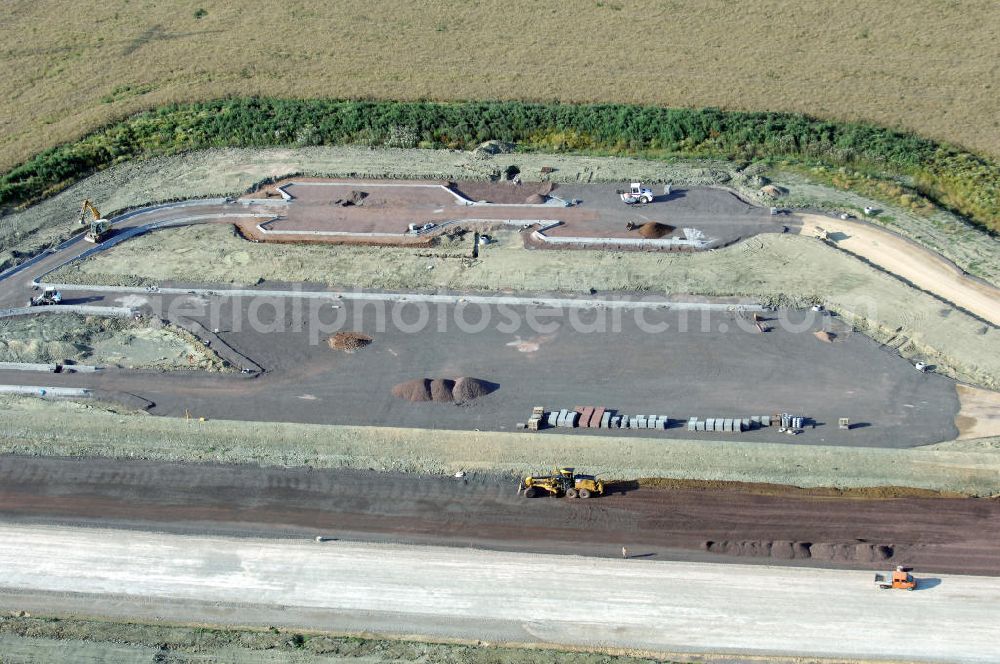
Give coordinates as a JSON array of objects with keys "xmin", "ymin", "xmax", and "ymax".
[
  {"xmin": 1, "ymin": 524, "xmax": 998, "ymax": 663},
  {"xmin": 38, "ymin": 284, "xmax": 762, "ymax": 313}
]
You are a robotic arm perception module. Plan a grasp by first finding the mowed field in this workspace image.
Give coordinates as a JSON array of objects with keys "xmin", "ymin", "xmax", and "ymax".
[{"xmin": 2, "ymin": 0, "xmax": 999, "ymax": 172}]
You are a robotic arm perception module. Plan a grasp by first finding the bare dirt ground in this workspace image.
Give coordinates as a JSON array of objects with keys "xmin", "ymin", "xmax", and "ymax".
[
  {"xmin": 796, "ymin": 213, "xmax": 1000, "ymax": 326},
  {"xmin": 0, "ymin": 619, "xmax": 692, "ymax": 664},
  {"xmin": 2, "ymin": 395, "xmax": 999, "ymax": 494},
  {"xmin": 0, "ymin": 313, "xmax": 226, "ymax": 370},
  {"xmin": 1, "ymin": 455, "xmax": 998, "ymax": 575},
  {"xmin": 956, "ymin": 384, "xmax": 1000, "ymax": 440}
]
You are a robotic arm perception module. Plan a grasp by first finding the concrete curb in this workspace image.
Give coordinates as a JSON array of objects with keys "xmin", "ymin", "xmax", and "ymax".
[
  {"xmin": 0, "ymin": 305, "xmax": 134, "ymax": 319},
  {"xmin": 0, "ymin": 385, "xmax": 91, "ymax": 397},
  {"xmin": 35, "ymin": 283, "xmax": 765, "ymax": 312},
  {"xmin": 0, "ymin": 362, "xmax": 103, "ymax": 374}
]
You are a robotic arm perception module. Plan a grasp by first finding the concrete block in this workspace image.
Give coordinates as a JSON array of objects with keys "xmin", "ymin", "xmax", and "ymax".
[
  {"xmin": 688, "ymin": 417, "xmax": 698, "ymax": 431},
  {"xmin": 600, "ymin": 412, "xmax": 611, "ymax": 428},
  {"xmin": 547, "ymin": 411, "xmax": 559, "ymax": 428},
  {"xmin": 705, "ymin": 418, "xmax": 715, "ymax": 431},
  {"xmin": 741, "ymin": 418, "xmax": 751, "ymax": 431},
  {"xmin": 696, "ymin": 420, "xmax": 706, "ymax": 431},
  {"xmin": 761, "ymin": 415, "xmax": 771, "ymax": 427},
  {"xmin": 637, "ymin": 416, "xmax": 647, "ymax": 429},
  {"xmin": 629, "ymin": 417, "xmax": 638, "ymax": 429}
]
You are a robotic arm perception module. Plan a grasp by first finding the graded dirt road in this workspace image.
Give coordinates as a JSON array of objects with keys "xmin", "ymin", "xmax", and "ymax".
[
  {"xmin": 796, "ymin": 213, "xmax": 1000, "ymax": 326},
  {"xmin": 1, "ymin": 523, "xmax": 998, "ymax": 663},
  {"xmin": 2, "ymin": 457, "xmax": 999, "ymax": 575}
]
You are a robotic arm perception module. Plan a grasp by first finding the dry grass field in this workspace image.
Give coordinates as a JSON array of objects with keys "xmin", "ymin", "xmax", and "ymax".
[{"xmin": 1, "ymin": 0, "xmax": 998, "ymax": 172}]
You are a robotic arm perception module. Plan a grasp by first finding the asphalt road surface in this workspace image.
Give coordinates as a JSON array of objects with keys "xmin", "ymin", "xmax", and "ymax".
[
  {"xmin": 3, "ymin": 457, "xmax": 998, "ymax": 576},
  {"xmin": 0, "ymin": 292, "xmax": 961, "ymax": 447},
  {"xmin": 1, "ymin": 524, "xmax": 998, "ymax": 663}
]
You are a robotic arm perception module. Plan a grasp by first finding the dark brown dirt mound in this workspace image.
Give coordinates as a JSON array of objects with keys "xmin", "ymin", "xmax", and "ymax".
[
  {"xmin": 391, "ymin": 379, "xmax": 432, "ymax": 402},
  {"xmin": 703, "ymin": 539, "xmax": 894, "ymax": 562},
  {"xmin": 525, "ymin": 193, "xmax": 547, "ymax": 204},
  {"xmin": 452, "ymin": 377, "xmax": 498, "ymax": 403},
  {"xmin": 429, "ymin": 378, "xmax": 455, "ymax": 403},
  {"xmin": 333, "ymin": 190, "xmax": 367, "ymax": 206},
  {"xmin": 327, "ymin": 332, "xmax": 373, "ymax": 351},
  {"xmin": 638, "ymin": 221, "xmax": 675, "ymax": 239}
]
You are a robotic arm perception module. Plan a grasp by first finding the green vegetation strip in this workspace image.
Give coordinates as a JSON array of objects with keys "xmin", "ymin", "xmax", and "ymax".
[
  {"xmin": 1, "ymin": 397, "xmax": 998, "ymax": 495},
  {"xmin": 3, "ymin": 100, "xmax": 997, "ymax": 231}
]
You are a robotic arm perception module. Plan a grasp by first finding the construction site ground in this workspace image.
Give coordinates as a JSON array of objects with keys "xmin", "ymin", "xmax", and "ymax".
[
  {"xmin": 248, "ymin": 179, "xmax": 780, "ymax": 244},
  {"xmin": 2, "ymin": 395, "xmax": 997, "ymax": 494},
  {"xmin": 0, "ymin": 313, "xmax": 226, "ymax": 370},
  {"xmin": 2, "ymin": 522, "xmax": 999, "ymax": 663},
  {"xmin": 43, "ymin": 200, "xmax": 1000, "ymax": 391},
  {"xmin": 2, "ymin": 455, "xmax": 998, "ymax": 576},
  {"xmin": 6, "ymin": 147, "xmax": 997, "ymax": 286},
  {"xmin": 0, "ymin": 294, "xmax": 962, "ymax": 447}
]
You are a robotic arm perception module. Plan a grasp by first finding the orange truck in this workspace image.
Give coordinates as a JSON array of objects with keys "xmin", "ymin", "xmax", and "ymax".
[{"xmin": 874, "ymin": 565, "xmax": 917, "ymax": 590}]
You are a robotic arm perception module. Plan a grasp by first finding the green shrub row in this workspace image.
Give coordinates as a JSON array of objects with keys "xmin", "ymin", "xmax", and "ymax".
[{"xmin": 2, "ymin": 99, "xmax": 997, "ymax": 231}]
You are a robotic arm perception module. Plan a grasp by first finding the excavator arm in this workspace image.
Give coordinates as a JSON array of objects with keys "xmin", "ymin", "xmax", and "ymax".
[{"xmin": 78, "ymin": 199, "xmax": 100, "ymax": 225}]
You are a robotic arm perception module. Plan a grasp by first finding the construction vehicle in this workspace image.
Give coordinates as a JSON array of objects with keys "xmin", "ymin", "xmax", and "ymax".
[
  {"xmin": 874, "ymin": 565, "xmax": 917, "ymax": 591},
  {"xmin": 28, "ymin": 287, "xmax": 62, "ymax": 307},
  {"xmin": 618, "ymin": 182, "xmax": 654, "ymax": 205},
  {"xmin": 520, "ymin": 467, "xmax": 604, "ymax": 499},
  {"xmin": 77, "ymin": 199, "xmax": 112, "ymax": 243}
]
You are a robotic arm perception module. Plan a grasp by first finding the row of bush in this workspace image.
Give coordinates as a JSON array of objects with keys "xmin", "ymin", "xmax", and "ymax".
[{"xmin": 2, "ymin": 99, "xmax": 997, "ymax": 231}]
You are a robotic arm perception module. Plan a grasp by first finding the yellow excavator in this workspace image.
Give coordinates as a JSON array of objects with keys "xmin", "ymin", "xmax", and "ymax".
[
  {"xmin": 520, "ymin": 467, "xmax": 604, "ymax": 499},
  {"xmin": 78, "ymin": 199, "xmax": 112, "ymax": 243}
]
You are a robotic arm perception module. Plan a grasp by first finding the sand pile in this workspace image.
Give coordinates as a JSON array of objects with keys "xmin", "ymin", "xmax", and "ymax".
[
  {"xmin": 538, "ymin": 181, "xmax": 555, "ymax": 195},
  {"xmin": 429, "ymin": 378, "xmax": 455, "ymax": 403},
  {"xmin": 760, "ymin": 184, "xmax": 787, "ymax": 198},
  {"xmin": 391, "ymin": 379, "xmax": 432, "ymax": 402},
  {"xmin": 525, "ymin": 193, "xmax": 547, "ymax": 204},
  {"xmin": 392, "ymin": 376, "xmax": 497, "ymax": 404},
  {"xmin": 814, "ymin": 331, "xmax": 836, "ymax": 343},
  {"xmin": 638, "ymin": 221, "xmax": 675, "ymax": 239},
  {"xmin": 327, "ymin": 332, "xmax": 373, "ymax": 351}
]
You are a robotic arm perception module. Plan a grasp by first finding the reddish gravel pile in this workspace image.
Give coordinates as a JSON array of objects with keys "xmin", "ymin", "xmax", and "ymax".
[
  {"xmin": 393, "ymin": 377, "xmax": 498, "ymax": 404},
  {"xmin": 525, "ymin": 193, "xmax": 547, "ymax": 204},
  {"xmin": 452, "ymin": 377, "xmax": 497, "ymax": 403},
  {"xmin": 429, "ymin": 379, "xmax": 456, "ymax": 403},
  {"xmin": 327, "ymin": 332, "xmax": 373, "ymax": 351},
  {"xmin": 814, "ymin": 331, "xmax": 837, "ymax": 343},
  {"xmin": 638, "ymin": 221, "xmax": 675, "ymax": 239},
  {"xmin": 391, "ymin": 379, "xmax": 432, "ymax": 402}
]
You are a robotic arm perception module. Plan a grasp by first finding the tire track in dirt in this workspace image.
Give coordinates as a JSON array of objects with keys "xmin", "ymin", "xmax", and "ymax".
[{"xmin": 1, "ymin": 455, "xmax": 998, "ymax": 575}]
